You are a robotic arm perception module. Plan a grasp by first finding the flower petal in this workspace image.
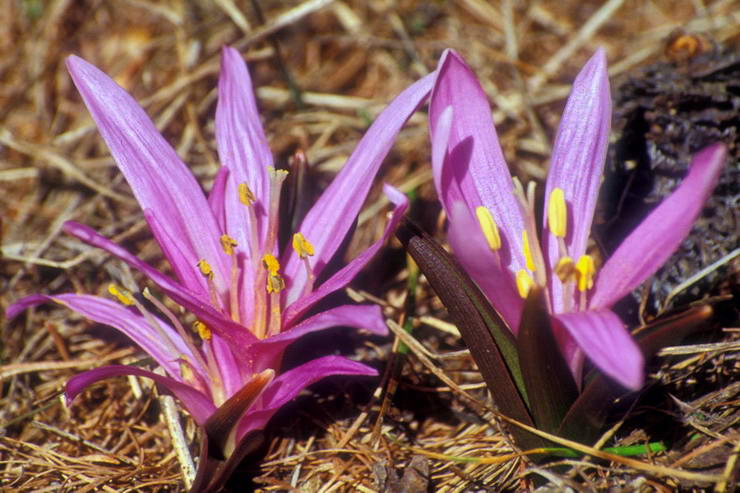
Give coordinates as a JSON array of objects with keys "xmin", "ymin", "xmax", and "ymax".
[
  {"xmin": 429, "ymin": 50, "xmax": 527, "ymax": 273},
  {"xmin": 216, "ymin": 46, "xmax": 272, "ymax": 256},
  {"xmin": 209, "ymin": 166, "xmax": 230, "ymax": 232},
  {"xmin": 590, "ymin": 143, "xmax": 727, "ymax": 309},
  {"xmin": 554, "ymin": 310, "xmax": 644, "ymax": 390},
  {"xmin": 447, "ymin": 201, "xmax": 523, "ymax": 332},
  {"xmin": 63, "ymin": 221, "xmax": 258, "ymax": 352},
  {"xmin": 247, "ymin": 304, "xmax": 386, "ymax": 372},
  {"xmin": 66, "ymin": 55, "xmax": 228, "ymax": 287},
  {"xmin": 66, "ymin": 365, "xmax": 215, "ymax": 425},
  {"xmin": 8, "ymin": 293, "xmax": 203, "ymax": 379},
  {"xmin": 283, "ymin": 184, "xmax": 408, "ymax": 325},
  {"xmin": 237, "ymin": 355, "xmax": 377, "ymax": 438},
  {"xmin": 543, "ymin": 49, "xmax": 611, "ymax": 313},
  {"xmin": 281, "ymin": 73, "xmax": 435, "ymax": 305}
]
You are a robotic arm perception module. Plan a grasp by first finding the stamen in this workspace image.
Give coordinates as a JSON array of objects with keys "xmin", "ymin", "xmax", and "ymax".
[
  {"xmin": 292, "ymin": 232, "xmax": 315, "ymax": 259},
  {"xmin": 293, "ymin": 232, "xmax": 316, "ymax": 296},
  {"xmin": 108, "ymin": 284, "xmax": 134, "ymax": 306},
  {"xmin": 516, "ymin": 269, "xmax": 535, "ymax": 299},
  {"xmin": 261, "ymin": 253, "xmax": 284, "ymax": 337},
  {"xmin": 142, "ymin": 288, "xmax": 211, "ymax": 380},
  {"xmin": 554, "ymin": 256, "xmax": 575, "ymax": 283},
  {"xmin": 197, "ymin": 259, "xmax": 214, "ymax": 280},
  {"xmin": 547, "ymin": 188, "xmax": 567, "ymax": 238},
  {"xmin": 194, "ymin": 321, "xmax": 213, "ymax": 340},
  {"xmin": 238, "ymin": 183, "xmax": 256, "ymax": 205},
  {"xmin": 197, "ymin": 259, "xmax": 222, "ymax": 311},
  {"xmin": 220, "ymin": 235, "xmax": 241, "ymax": 324},
  {"xmin": 522, "ymin": 230, "xmax": 536, "ymax": 272},
  {"xmin": 220, "ymin": 235, "xmax": 238, "ymax": 256},
  {"xmin": 575, "ymin": 255, "xmax": 596, "ymax": 292},
  {"xmin": 475, "ymin": 206, "xmax": 501, "ymax": 251}
]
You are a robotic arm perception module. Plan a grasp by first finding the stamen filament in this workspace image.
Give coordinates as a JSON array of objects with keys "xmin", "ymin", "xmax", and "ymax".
[
  {"xmin": 197, "ymin": 259, "xmax": 223, "ymax": 311},
  {"xmin": 293, "ymin": 232, "xmax": 316, "ymax": 296},
  {"xmin": 142, "ymin": 289, "xmax": 211, "ymax": 378}
]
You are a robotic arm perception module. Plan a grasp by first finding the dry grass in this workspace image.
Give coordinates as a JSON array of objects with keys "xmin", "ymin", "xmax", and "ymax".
[{"xmin": 1, "ymin": 0, "xmax": 738, "ymax": 491}]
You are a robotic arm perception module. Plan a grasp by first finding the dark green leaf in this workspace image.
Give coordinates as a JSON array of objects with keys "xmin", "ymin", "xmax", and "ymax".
[
  {"xmin": 396, "ymin": 220, "xmax": 542, "ymax": 449},
  {"xmin": 517, "ymin": 287, "xmax": 579, "ymax": 434}
]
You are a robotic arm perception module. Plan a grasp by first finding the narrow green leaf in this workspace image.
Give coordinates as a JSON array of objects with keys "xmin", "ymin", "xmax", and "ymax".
[
  {"xmin": 544, "ymin": 441, "xmax": 666, "ymax": 458},
  {"xmin": 396, "ymin": 220, "xmax": 541, "ymax": 449},
  {"xmin": 517, "ymin": 287, "xmax": 579, "ymax": 434}
]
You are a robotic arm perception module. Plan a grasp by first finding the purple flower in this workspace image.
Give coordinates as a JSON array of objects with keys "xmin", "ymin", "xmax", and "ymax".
[
  {"xmin": 428, "ymin": 49, "xmax": 726, "ymax": 390},
  {"xmin": 9, "ymin": 47, "xmax": 434, "ymax": 447}
]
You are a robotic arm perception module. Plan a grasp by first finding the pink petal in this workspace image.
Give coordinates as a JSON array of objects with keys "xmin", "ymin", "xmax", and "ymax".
[
  {"xmin": 554, "ymin": 310, "xmax": 644, "ymax": 390},
  {"xmin": 590, "ymin": 143, "xmax": 728, "ymax": 309},
  {"xmin": 247, "ymin": 304, "xmax": 386, "ymax": 372},
  {"xmin": 447, "ymin": 202, "xmax": 523, "ymax": 333},
  {"xmin": 283, "ymin": 185, "xmax": 408, "ymax": 325},
  {"xmin": 543, "ymin": 49, "xmax": 611, "ymax": 313},
  {"xmin": 281, "ymin": 73, "xmax": 436, "ymax": 304},
  {"xmin": 216, "ymin": 46, "xmax": 272, "ymax": 257},
  {"xmin": 429, "ymin": 50, "xmax": 527, "ymax": 274},
  {"xmin": 66, "ymin": 55, "xmax": 229, "ymax": 287},
  {"xmin": 208, "ymin": 166, "xmax": 230, "ymax": 232},
  {"xmin": 66, "ymin": 365, "xmax": 215, "ymax": 425},
  {"xmin": 8, "ymin": 293, "xmax": 205, "ymax": 379},
  {"xmin": 237, "ymin": 355, "xmax": 377, "ymax": 438},
  {"xmin": 63, "ymin": 221, "xmax": 258, "ymax": 353}
]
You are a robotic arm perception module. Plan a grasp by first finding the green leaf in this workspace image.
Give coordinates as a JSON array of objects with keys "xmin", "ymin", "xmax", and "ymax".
[
  {"xmin": 517, "ymin": 287, "xmax": 579, "ymax": 434},
  {"xmin": 396, "ymin": 220, "xmax": 541, "ymax": 449}
]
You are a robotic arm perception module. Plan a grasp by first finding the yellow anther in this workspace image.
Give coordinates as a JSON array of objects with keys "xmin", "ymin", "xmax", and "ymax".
[
  {"xmin": 220, "ymin": 235, "xmax": 238, "ymax": 256},
  {"xmin": 554, "ymin": 256, "xmax": 576, "ymax": 283},
  {"xmin": 266, "ymin": 273, "xmax": 285, "ymax": 294},
  {"xmin": 522, "ymin": 230, "xmax": 536, "ymax": 272},
  {"xmin": 194, "ymin": 321, "xmax": 212, "ymax": 340},
  {"xmin": 267, "ymin": 166, "xmax": 289, "ymax": 181},
  {"xmin": 575, "ymin": 255, "xmax": 596, "ymax": 292},
  {"xmin": 292, "ymin": 232, "xmax": 315, "ymax": 259},
  {"xmin": 179, "ymin": 360, "xmax": 195, "ymax": 382},
  {"xmin": 108, "ymin": 284, "xmax": 134, "ymax": 306},
  {"xmin": 197, "ymin": 259, "xmax": 214, "ymax": 279},
  {"xmin": 262, "ymin": 254, "xmax": 280, "ymax": 276},
  {"xmin": 515, "ymin": 269, "xmax": 535, "ymax": 299},
  {"xmin": 475, "ymin": 206, "xmax": 501, "ymax": 251},
  {"xmin": 548, "ymin": 187, "xmax": 568, "ymax": 238},
  {"xmin": 238, "ymin": 183, "xmax": 255, "ymax": 205}
]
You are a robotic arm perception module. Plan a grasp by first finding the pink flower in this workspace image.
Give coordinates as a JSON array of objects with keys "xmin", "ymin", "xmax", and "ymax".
[
  {"xmin": 9, "ymin": 46, "xmax": 434, "ymax": 454},
  {"xmin": 428, "ymin": 49, "xmax": 726, "ymax": 390}
]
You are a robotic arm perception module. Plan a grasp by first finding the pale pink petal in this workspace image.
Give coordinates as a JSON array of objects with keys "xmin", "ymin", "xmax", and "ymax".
[
  {"xmin": 590, "ymin": 143, "xmax": 727, "ymax": 309},
  {"xmin": 283, "ymin": 185, "xmax": 408, "ymax": 325},
  {"xmin": 8, "ymin": 293, "xmax": 204, "ymax": 379},
  {"xmin": 208, "ymin": 166, "xmax": 230, "ymax": 232},
  {"xmin": 66, "ymin": 55, "xmax": 229, "ymax": 287},
  {"xmin": 429, "ymin": 50, "xmax": 527, "ymax": 274},
  {"xmin": 237, "ymin": 355, "xmax": 377, "ymax": 438},
  {"xmin": 63, "ymin": 221, "xmax": 258, "ymax": 352},
  {"xmin": 216, "ymin": 46, "xmax": 272, "ymax": 258},
  {"xmin": 66, "ymin": 365, "xmax": 215, "ymax": 425},
  {"xmin": 282, "ymin": 73, "xmax": 435, "ymax": 304},
  {"xmin": 247, "ymin": 304, "xmax": 386, "ymax": 372},
  {"xmin": 554, "ymin": 310, "xmax": 644, "ymax": 390},
  {"xmin": 543, "ymin": 49, "xmax": 611, "ymax": 313}
]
